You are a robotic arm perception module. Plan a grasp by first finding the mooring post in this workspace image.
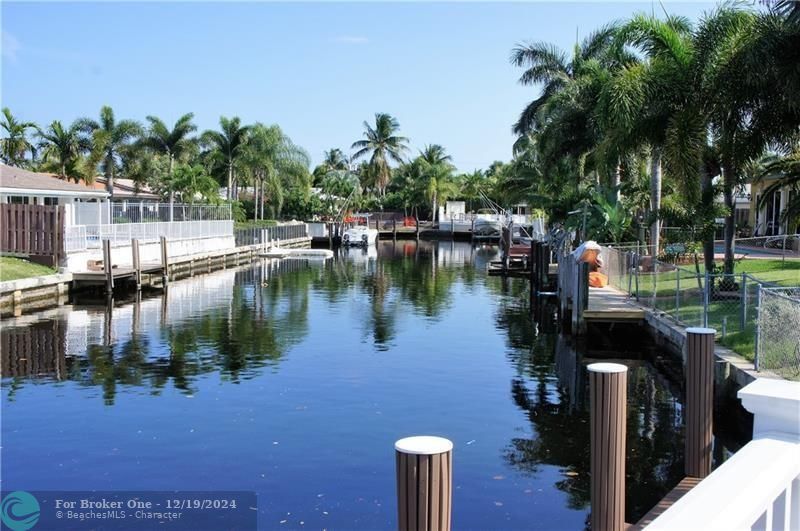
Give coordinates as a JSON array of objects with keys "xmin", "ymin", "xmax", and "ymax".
[
  {"xmin": 395, "ymin": 436, "xmax": 453, "ymax": 531},
  {"xmin": 103, "ymin": 239, "xmax": 114, "ymax": 294},
  {"xmin": 415, "ymin": 217, "xmax": 420, "ymax": 241},
  {"xmin": 675, "ymin": 267, "xmax": 681, "ymax": 314},
  {"xmin": 470, "ymin": 218, "xmax": 475, "ymax": 242},
  {"xmin": 529, "ymin": 242, "xmax": 536, "ymax": 301},
  {"xmin": 393, "ymin": 219, "xmax": 397, "ymax": 240},
  {"xmin": 131, "ymin": 238, "xmax": 141, "ymax": 290},
  {"xmin": 539, "ymin": 243, "xmax": 550, "ymax": 289},
  {"xmin": 328, "ymin": 223, "xmax": 333, "ymax": 249},
  {"xmin": 160, "ymin": 236, "xmax": 169, "ymax": 286},
  {"xmin": 685, "ymin": 327, "xmax": 715, "ymax": 479},
  {"xmin": 588, "ymin": 363, "xmax": 628, "ymax": 531}
]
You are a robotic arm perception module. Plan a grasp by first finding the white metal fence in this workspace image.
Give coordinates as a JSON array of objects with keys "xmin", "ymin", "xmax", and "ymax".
[
  {"xmin": 71, "ymin": 202, "xmax": 233, "ymax": 226},
  {"xmin": 65, "ymin": 220, "xmax": 234, "ymax": 252},
  {"xmin": 234, "ymin": 223, "xmax": 309, "ymax": 247},
  {"xmin": 111, "ymin": 202, "xmax": 232, "ymax": 223}
]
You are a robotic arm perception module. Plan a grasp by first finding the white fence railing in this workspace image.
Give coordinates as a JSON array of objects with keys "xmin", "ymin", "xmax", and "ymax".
[
  {"xmin": 645, "ymin": 378, "xmax": 800, "ymax": 530},
  {"xmin": 111, "ymin": 202, "xmax": 232, "ymax": 223},
  {"xmin": 65, "ymin": 220, "xmax": 234, "ymax": 252}
]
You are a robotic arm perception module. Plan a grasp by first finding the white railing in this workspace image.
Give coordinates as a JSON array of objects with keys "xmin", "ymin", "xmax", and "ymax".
[
  {"xmin": 645, "ymin": 378, "xmax": 800, "ymax": 530},
  {"xmin": 111, "ymin": 202, "xmax": 233, "ymax": 223},
  {"xmin": 65, "ymin": 220, "xmax": 234, "ymax": 252}
]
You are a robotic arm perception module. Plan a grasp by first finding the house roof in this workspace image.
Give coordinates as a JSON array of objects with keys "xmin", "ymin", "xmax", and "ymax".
[
  {"xmin": 0, "ymin": 164, "xmax": 160, "ymax": 200},
  {"xmin": 0, "ymin": 164, "xmax": 109, "ymax": 198}
]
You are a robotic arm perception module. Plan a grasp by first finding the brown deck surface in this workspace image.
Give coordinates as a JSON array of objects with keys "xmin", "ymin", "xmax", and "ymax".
[
  {"xmin": 583, "ymin": 286, "xmax": 646, "ymax": 322},
  {"xmin": 629, "ymin": 476, "xmax": 702, "ymax": 529},
  {"xmin": 72, "ymin": 262, "xmax": 163, "ymax": 282}
]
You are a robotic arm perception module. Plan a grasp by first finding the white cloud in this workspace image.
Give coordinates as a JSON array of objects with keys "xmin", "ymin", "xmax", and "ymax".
[
  {"xmin": 2, "ymin": 31, "xmax": 21, "ymax": 62},
  {"xmin": 333, "ymin": 36, "xmax": 369, "ymax": 45}
]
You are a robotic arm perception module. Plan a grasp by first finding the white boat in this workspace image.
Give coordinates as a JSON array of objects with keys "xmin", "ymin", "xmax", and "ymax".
[
  {"xmin": 342, "ymin": 225, "xmax": 378, "ymax": 246},
  {"xmin": 260, "ymin": 247, "xmax": 334, "ymax": 259},
  {"xmin": 473, "ymin": 219, "xmax": 502, "ymax": 237}
]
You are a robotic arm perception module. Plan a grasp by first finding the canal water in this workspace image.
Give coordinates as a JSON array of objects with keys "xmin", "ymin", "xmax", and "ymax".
[{"xmin": 3, "ymin": 241, "xmax": 693, "ymax": 529}]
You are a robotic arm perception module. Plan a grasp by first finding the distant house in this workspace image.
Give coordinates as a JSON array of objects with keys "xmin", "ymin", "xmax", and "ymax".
[
  {"xmin": 0, "ymin": 164, "xmax": 165, "ymax": 225},
  {"xmin": 0, "ymin": 163, "xmax": 109, "ymax": 206},
  {"xmin": 748, "ymin": 174, "xmax": 798, "ymax": 236}
]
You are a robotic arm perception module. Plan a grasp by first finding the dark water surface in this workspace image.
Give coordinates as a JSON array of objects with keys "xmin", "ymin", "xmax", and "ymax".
[{"xmin": 2, "ymin": 241, "xmax": 689, "ymax": 530}]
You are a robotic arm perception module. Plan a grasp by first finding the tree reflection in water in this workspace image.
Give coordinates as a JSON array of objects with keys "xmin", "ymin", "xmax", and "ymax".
[{"xmin": 496, "ymin": 287, "xmax": 686, "ymax": 525}]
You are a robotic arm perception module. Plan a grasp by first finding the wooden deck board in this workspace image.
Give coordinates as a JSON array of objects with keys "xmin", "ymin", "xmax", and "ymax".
[
  {"xmin": 629, "ymin": 476, "xmax": 702, "ymax": 530},
  {"xmin": 584, "ymin": 286, "xmax": 646, "ymax": 322}
]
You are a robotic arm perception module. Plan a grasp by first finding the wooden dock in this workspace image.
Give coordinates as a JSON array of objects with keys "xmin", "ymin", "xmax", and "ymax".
[
  {"xmin": 72, "ymin": 262, "xmax": 163, "ymax": 285},
  {"xmin": 583, "ymin": 286, "xmax": 646, "ymax": 323},
  {"xmin": 629, "ymin": 477, "xmax": 702, "ymax": 529}
]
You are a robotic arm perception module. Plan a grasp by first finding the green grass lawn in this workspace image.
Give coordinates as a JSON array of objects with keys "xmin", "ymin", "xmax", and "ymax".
[
  {"xmin": 620, "ymin": 258, "xmax": 800, "ymax": 363},
  {"xmin": 0, "ymin": 256, "xmax": 56, "ymax": 282}
]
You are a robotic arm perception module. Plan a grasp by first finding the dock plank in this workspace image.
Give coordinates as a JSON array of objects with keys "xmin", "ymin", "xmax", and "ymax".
[
  {"xmin": 629, "ymin": 477, "xmax": 702, "ymax": 529},
  {"xmin": 584, "ymin": 286, "xmax": 646, "ymax": 322}
]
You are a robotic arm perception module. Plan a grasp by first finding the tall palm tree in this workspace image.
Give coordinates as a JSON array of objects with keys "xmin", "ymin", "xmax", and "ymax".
[
  {"xmin": 612, "ymin": 14, "xmax": 697, "ymax": 258},
  {"xmin": 416, "ymin": 145, "xmax": 456, "ymax": 221},
  {"xmin": 201, "ymin": 116, "xmax": 250, "ymax": 200},
  {"xmin": 1, "ymin": 108, "xmax": 36, "ymax": 167},
  {"xmin": 312, "ymin": 148, "xmax": 349, "ymax": 185},
  {"xmin": 141, "ymin": 113, "xmax": 197, "ymax": 177},
  {"xmin": 36, "ymin": 120, "xmax": 90, "ymax": 180},
  {"xmin": 460, "ymin": 170, "xmax": 487, "ymax": 212},
  {"xmin": 76, "ymin": 105, "xmax": 142, "ymax": 196},
  {"xmin": 241, "ymin": 123, "xmax": 310, "ymax": 219},
  {"xmin": 141, "ymin": 113, "xmax": 197, "ymax": 206},
  {"xmin": 351, "ymin": 113, "xmax": 409, "ymax": 196},
  {"xmin": 510, "ymin": 23, "xmax": 628, "ymax": 136}
]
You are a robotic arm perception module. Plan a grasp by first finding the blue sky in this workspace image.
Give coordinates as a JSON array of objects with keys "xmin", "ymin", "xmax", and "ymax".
[{"xmin": 2, "ymin": 1, "xmax": 716, "ymax": 172}]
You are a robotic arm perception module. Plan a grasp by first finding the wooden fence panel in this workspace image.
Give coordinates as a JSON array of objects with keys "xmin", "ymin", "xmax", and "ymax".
[{"xmin": 0, "ymin": 204, "xmax": 64, "ymax": 265}]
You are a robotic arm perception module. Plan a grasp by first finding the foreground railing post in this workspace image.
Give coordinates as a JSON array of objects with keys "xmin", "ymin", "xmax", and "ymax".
[
  {"xmin": 589, "ymin": 363, "xmax": 627, "ymax": 531},
  {"xmin": 685, "ymin": 327, "xmax": 715, "ymax": 478},
  {"xmin": 395, "ymin": 436, "xmax": 453, "ymax": 531}
]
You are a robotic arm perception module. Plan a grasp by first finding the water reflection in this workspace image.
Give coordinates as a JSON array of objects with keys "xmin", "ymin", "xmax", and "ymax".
[{"xmin": 2, "ymin": 241, "xmax": 717, "ymax": 528}]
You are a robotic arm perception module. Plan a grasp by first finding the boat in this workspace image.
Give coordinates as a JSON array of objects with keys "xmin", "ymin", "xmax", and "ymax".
[
  {"xmin": 473, "ymin": 219, "xmax": 502, "ymax": 237},
  {"xmin": 260, "ymin": 248, "xmax": 334, "ymax": 259},
  {"xmin": 342, "ymin": 225, "xmax": 378, "ymax": 246}
]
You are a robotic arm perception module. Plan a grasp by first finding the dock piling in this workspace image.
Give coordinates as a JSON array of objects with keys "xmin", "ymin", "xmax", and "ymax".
[
  {"xmin": 160, "ymin": 236, "xmax": 169, "ymax": 286},
  {"xmin": 685, "ymin": 327, "xmax": 715, "ymax": 479},
  {"xmin": 589, "ymin": 362, "xmax": 628, "ymax": 531},
  {"xmin": 102, "ymin": 239, "xmax": 113, "ymax": 294},
  {"xmin": 395, "ymin": 436, "xmax": 453, "ymax": 531},
  {"xmin": 131, "ymin": 238, "xmax": 141, "ymax": 290}
]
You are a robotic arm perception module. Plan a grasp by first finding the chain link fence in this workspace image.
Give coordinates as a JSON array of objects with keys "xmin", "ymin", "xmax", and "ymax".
[
  {"xmin": 599, "ymin": 243, "xmax": 800, "ymax": 379},
  {"xmin": 756, "ymin": 287, "xmax": 800, "ymax": 379}
]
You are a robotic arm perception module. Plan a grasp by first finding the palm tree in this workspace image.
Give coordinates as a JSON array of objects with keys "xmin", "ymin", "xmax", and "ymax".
[
  {"xmin": 351, "ymin": 113, "xmax": 409, "ymax": 196},
  {"xmin": 201, "ymin": 116, "xmax": 250, "ymax": 200},
  {"xmin": 141, "ymin": 113, "xmax": 197, "ymax": 207},
  {"xmin": 76, "ymin": 105, "xmax": 142, "ymax": 196},
  {"xmin": 612, "ymin": 14, "xmax": 698, "ymax": 258},
  {"xmin": 416, "ymin": 145, "xmax": 457, "ymax": 221},
  {"xmin": 36, "ymin": 120, "xmax": 90, "ymax": 180},
  {"xmin": 141, "ymin": 113, "xmax": 197, "ymax": 177},
  {"xmin": 241, "ymin": 123, "xmax": 310, "ymax": 219},
  {"xmin": 1, "ymin": 108, "xmax": 36, "ymax": 167},
  {"xmin": 460, "ymin": 170, "xmax": 487, "ymax": 212},
  {"xmin": 510, "ymin": 23, "xmax": 628, "ymax": 136},
  {"xmin": 312, "ymin": 148, "xmax": 349, "ymax": 185}
]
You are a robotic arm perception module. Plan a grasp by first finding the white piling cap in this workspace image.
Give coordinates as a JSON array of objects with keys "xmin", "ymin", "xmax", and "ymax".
[
  {"xmin": 395, "ymin": 436, "xmax": 453, "ymax": 455},
  {"xmin": 686, "ymin": 327, "xmax": 717, "ymax": 335},
  {"xmin": 587, "ymin": 362, "xmax": 628, "ymax": 374}
]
